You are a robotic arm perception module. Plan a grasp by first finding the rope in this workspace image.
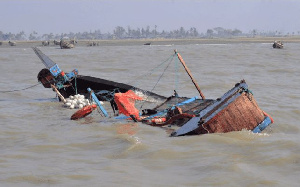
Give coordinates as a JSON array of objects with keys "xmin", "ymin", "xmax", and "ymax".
[
  {"xmin": 139, "ymin": 56, "xmax": 174, "ymax": 109},
  {"xmin": 149, "ymin": 58, "xmax": 173, "ymax": 94},
  {"xmin": 126, "ymin": 54, "xmax": 176, "ymax": 89},
  {"xmin": 90, "ymin": 54, "xmax": 176, "ymax": 111},
  {"xmin": 0, "ymin": 82, "xmax": 42, "ymax": 93}
]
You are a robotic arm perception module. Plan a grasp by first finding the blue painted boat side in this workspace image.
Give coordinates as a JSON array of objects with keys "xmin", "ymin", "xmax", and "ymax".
[{"xmin": 252, "ymin": 116, "xmax": 272, "ymax": 133}]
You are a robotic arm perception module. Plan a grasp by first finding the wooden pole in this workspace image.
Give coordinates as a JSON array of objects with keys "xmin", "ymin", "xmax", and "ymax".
[
  {"xmin": 175, "ymin": 50, "xmax": 205, "ymax": 99},
  {"xmin": 51, "ymin": 84, "xmax": 67, "ymax": 103}
]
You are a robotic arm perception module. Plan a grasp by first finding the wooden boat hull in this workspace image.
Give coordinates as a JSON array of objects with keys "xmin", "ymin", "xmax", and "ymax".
[{"xmin": 171, "ymin": 80, "xmax": 272, "ymax": 136}]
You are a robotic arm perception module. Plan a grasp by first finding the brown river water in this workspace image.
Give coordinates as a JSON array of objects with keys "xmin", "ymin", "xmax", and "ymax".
[{"xmin": 0, "ymin": 40, "xmax": 300, "ymax": 186}]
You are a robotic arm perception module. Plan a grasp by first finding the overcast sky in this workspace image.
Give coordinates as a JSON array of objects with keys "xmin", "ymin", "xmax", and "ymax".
[{"xmin": 1, "ymin": 0, "xmax": 300, "ymax": 35}]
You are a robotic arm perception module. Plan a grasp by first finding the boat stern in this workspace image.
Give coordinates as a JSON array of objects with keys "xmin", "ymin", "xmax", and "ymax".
[{"xmin": 171, "ymin": 80, "xmax": 274, "ymax": 136}]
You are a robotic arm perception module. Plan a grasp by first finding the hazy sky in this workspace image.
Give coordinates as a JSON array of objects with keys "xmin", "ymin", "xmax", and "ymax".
[{"xmin": 1, "ymin": 0, "xmax": 300, "ymax": 35}]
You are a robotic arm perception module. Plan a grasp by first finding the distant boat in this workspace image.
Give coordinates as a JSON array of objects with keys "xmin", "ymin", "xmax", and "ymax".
[
  {"xmin": 53, "ymin": 40, "xmax": 60, "ymax": 45},
  {"xmin": 87, "ymin": 41, "xmax": 99, "ymax": 46},
  {"xmin": 42, "ymin": 41, "xmax": 50, "ymax": 46},
  {"xmin": 60, "ymin": 37, "xmax": 75, "ymax": 49},
  {"xmin": 144, "ymin": 42, "xmax": 151, "ymax": 45},
  {"xmin": 273, "ymin": 41, "xmax": 283, "ymax": 49},
  {"xmin": 8, "ymin": 41, "xmax": 16, "ymax": 46}
]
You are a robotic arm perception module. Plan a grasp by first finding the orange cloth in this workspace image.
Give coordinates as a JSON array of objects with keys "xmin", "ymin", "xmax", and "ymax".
[{"xmin": 114, "ymin": 90, "xmax": 143, "ymax": 119}]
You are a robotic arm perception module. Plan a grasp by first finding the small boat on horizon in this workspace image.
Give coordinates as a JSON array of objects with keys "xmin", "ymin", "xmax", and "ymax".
[
  {"xmin": 8, "ymin": 41, "xmax": 16, "ymax": 46},
  {"xmin": 273, "ymin": 41, "xmax": 283, "ymax": 49}
]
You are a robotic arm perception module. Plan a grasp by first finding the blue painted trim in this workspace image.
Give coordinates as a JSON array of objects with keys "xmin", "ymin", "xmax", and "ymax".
[
  {"xmin": 115, "ymin": 112, "xmax": 144, "ymax": 120},
  {"xmin": 87, "ymin": 88, "xmax": 108, "ymax": 117},
  {"xmin": 115, "ymin": 114, "xmax": 130, "ymax": 120},
  {"xmin": 252, "ymin": 116, "xmax": 272, "ymax": 133},
  {"xmin": 177, "ymin": 96, "xmax": 199, "ymax": 106}
]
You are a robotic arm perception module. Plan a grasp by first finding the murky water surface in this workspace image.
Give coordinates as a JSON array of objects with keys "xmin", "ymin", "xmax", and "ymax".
[{"xmin": 0, "ymin": 41, "xmax": 300, "ymax": 186}]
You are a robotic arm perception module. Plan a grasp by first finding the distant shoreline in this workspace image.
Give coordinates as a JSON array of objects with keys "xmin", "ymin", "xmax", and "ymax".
[{"xmin": 2, "ymin": 36, "xmax": 300, "ymax": 47}]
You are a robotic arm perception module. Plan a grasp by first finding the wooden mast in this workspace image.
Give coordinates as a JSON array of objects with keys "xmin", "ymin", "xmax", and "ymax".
[{"xmin": 174, "ymin": 50, "xmax": 205, "ymax": 99}]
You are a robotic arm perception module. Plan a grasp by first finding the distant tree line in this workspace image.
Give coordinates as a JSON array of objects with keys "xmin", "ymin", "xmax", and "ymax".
[{"xmin": 1, "ymin": 26, "xmax": 299, "ymax": 41}]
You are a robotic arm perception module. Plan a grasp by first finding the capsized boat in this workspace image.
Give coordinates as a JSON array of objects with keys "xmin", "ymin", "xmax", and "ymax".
[{"xmin": 33, "ymin": 47, "xmax": 274, "ymax": 136}]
